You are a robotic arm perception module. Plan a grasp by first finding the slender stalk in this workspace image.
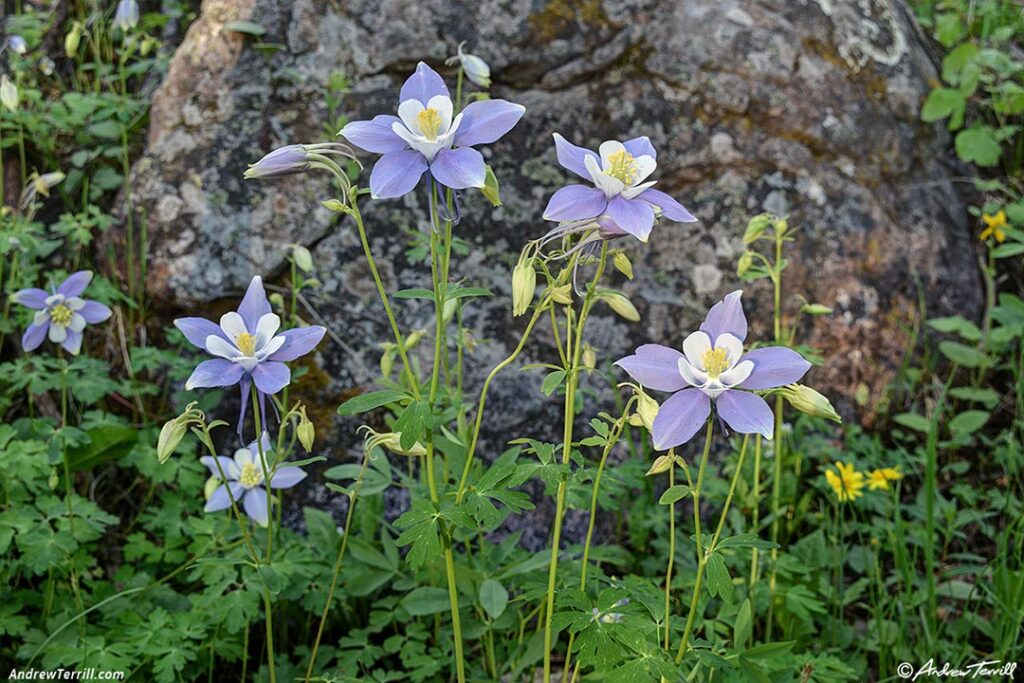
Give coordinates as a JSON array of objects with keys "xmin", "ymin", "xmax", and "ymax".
[
  {"xmin": 562, "ymin": 399, "xmax": 635, "ymax": 682},
  {"xmin": 765, "ymin": 228, "xmax": 785, "ymax": 638},
  {"xmin": 674, "ymin": 419, "xmax": 714, "ymax": 665},
  {"xmin": 305, "ymin": 450, "xmax": 370, "ymax": 682},
  {"xmin": 664, "ymin": 462, "xmax": 676, "ymax": 651},
  {"xmin": 749, "ymin": 436, "xmax": 762, "ymax": 592},
  {"xmin": 250, "ymin": 386, "xmax": 276, "ymax": 683},
  {"xmin": 543, "ymin": 244, "xmax": 609, "ymax": 683},
  {"xmin": 349, "ymin": 197, "xmax": 421, "ymax": 400}
]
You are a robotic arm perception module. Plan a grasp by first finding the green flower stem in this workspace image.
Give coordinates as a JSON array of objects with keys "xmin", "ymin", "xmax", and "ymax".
[
  {"xmin": 250, "ymin": 385, "xmax": 277, "ymax": 683},
  {"xmin": 455, "ymin": 304, "xmax": 545, "ymax": 504},
  {"xmin": 348, "ymin": 194, "xmax": 422, "ymax": 400},
  {"xmin": 748, "ymin": 436, "xmax": 763, "ymax": 592},
  {"xmin": 664, "ymin": 457, "xmax": 676, "ymax": 651},
  {"xmin": 562, "ymin": 399, "xmax": 636, "ymax": 682},
  {"xmin": 674, "ymin": 419, "xmax": 714, "ymax": 665},
  {"xmin": 58, "ymin": 355, "xmax": 87, "ymax": 635},
  {"xmin": 305, "ymin": 449, "xmax": 370, "ymax": 682},
  {"xmin": 765, "ymin": 227, "xmax": 785, "ymax": 639},
  {"xmin": 426, "ymin": 179, "xmax": 466, "ymax": 683},
  {"xmin": 543, "ymin": 243, "xmax": 609, "ymax": 683}
]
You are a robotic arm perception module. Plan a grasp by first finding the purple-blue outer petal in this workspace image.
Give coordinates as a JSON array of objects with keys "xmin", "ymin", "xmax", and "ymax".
[
  {"xmin": 430, "ymin": 147, "xmax": 486, "ymax": 190},
  {"xmin": 22, "ymin": 321, "xmax": 49, "ymax": 352},
  {"xmin": 399, "ymin": 62, "xmax": 449, "ymax": 105},
  {"xmin": 268, "ymin": 326, "xmax": 326, "ymax": 362},
  {"xmin": 552, "ymin": 133, "xmax": 598, "ymax": 181},
  {"xmin": 205, "ymin": 482, "xmax": 244, "ymax": 512},
  {"xmin": 614, "ymin": 344, "xmax": 687, "ymax": 392},
  {"xmin": 700, "ymin": 290, "xmax": 747, "ymax": 343},
  {"xmin": 739, "ymin": 347, "xmax": 811, "ymax": 390},
  {"xmin": 237, "ymin": 276, "xmax": 272, "ymax": 332},
  {"xmin": 11, "ymin": 288, "xmax": 49, "ymax": 309},
  {"xmin": 186, "ymin": 359, "xmax": 244, "ymax": 389},
  {"xmin": 79, "ymin": 300, "xmax": 112, "ymax": 324},
  {"xmin": 243, "ymin": 487, "xmax": 269, "ymax": 526},
  {"xmin": 270, "ymin": 466, "xmax": 307, "ymax": 489},
  {"xmin": 370, "ymin": 150, "xmax": 428, "ymax": 199},
  {"xmin": 174, "ymin": 317, "xmax": 226, "ymax": 349},
  {"xmin": 651, "ymin": 388, "xmax": 711, "ymax": 450},
  {"xmin": 200, "ymin": 455, "xmax": 237, "ymax": 479},
  {"xmin": 623, "ymin": 136, "xmax": 657, "ymax": 160},
  {"xmin": 606, "ymin": 195, "xmax": 655, "ymax": 241},
  {"xmin": 453, "ymin": 99, "xmax": 526, "ymax": 147},
  {"xmin": 340, "ymin": 115, "xmax": 407, "ymax": 153},
  {"xmin": 61, "ymin": 330, "xmax": 83, "ymax": 355},
  {"xmin": 716, "ymin": 390, "xmax": 774, "ymax": 439},
  {"xmin": 58, "ymin": 271, "xmax": 93, "ymax": 298},
  {"xmin": 638, "ymin": 188, "xmax": 697, "ymax": 223},
  {"xmin": 251, "ymin": 361, "xmax": 290, "ymax": 395},
  {"xmin": 543, "ymin": 185, "xmax": 607, "ymax": 222}
]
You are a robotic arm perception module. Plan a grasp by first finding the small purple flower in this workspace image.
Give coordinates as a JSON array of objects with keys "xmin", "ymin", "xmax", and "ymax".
[
  {"xmin": 339, "ymin": 62, "xmax": 525, "ymax": 199},
  {"xmin": 615, "ymin": 290, "xmax": 811, "ymax": 450},
  {"xmin": 5, "ymin": 35, "xmax": 28, "ymax": 55},
  {"xmin": 543, "ymin": 133, "xmax": 697, "ymax": 243},
  {"xmin": 174, "ymin": 276, "xmax": 326, "ymax": 436},
  {"xmin": 11, "ymin": 270, "xmax": 112, "ymax": 355},
  {"xmin": 201, "ymin": 434, "xmax": 307, "ymax": 527}
]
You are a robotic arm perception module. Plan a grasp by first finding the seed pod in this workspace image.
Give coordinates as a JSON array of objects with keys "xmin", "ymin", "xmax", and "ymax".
[
  {"xmin": 512, "ymin": 259, "xmax": 537, "ymax": 317},
  {"xmin": 297, "ymin": 407, "xmax": 315, "ymax": 452}
]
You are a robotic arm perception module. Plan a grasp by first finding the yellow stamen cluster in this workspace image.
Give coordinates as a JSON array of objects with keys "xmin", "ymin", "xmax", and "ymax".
[
  {"xmin": 824, "ymin": 461, "xmax": 865, "ymax": 503},
  {"xmin": 606, "ymin": 150, "xmax": 638, "ymax": 184},
  {"xmin": 701, "ymin": 347, "xmax": 730, "ymax": 379},
  {"xmin": 235, "ymin": 332, "xmax": 257, "ymax": 356},
  {"xmin": 50, "ymin": 303, "xmax": 73, "ymax": 327},
  {"xmin": 239, "ymin": 462, "xmax": 262, "ymax": 488},
  {"xmin": 416, "ymin": 108, "xmax": 443, "ymax": 140}
]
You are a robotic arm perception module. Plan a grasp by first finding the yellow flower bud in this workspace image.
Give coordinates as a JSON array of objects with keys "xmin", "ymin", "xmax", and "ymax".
[
  {"xmin": 598, "ymin": 289, "xmax": 640, "ymax": 322},
  {"xmin": 157, "ymin": 417, "xmax": 188, "ymax": 463},
  {"xmin": 646, "ymin": 454, "xmax": 673, "ymax": 476},
  {"xmin": 65, "ymin": 22, "xmax": 82, "ymax": 58},
  {"xmin": 634, "ymin": 390, "xmax": 659, "ymax": 431},
  {"xmin": 612, "ymin": 251, "xmax": 633, "ymax": 279},
  {"xmin": 512, "ymin": 259, "xmax": 537, "ymax": 317},
  {"xmin": 737, "ymin": 250, "xmax": 753, "ymax": 277},
  {"xmin": 779, "ymin": 384, "xmax": 841, "ymax": 423},
  {"xmin": 203, "ymin": 476, "xmax": 221, "ymax": 501},
  {"xmin": 0, "ymin": 75, "xmax": 18, "ymax": 113},
  {"xmin": 582, "ymin": 343, "xmax": 596, "ymax": 370},
  {"xmin": 297, "ymin": 407, "xmax": 315, "ymax": 452},
  {"xmin": 549, "ymin": 284, "xmax": 573, "ymax": 305}
]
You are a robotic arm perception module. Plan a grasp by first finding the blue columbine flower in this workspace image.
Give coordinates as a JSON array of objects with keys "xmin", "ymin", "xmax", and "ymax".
[
  {"xmin": 113, "ymin": 0, "xmax": 139, "ymax": 31},
  {"xmin": 11, "ymin": 270, "xmax": 112, "ymax": 355},
  {"xmin": 543, "ymin": 133, "xmax": 697, "ymax": 243},
  {"xmin": 200, "ymin": 433, "xmax": 307, "ymax": 527},
  {"xmin": 174, "ymin": 276, "xmax": 326, "ymax": 436},
  {"xmin": 5, "ymin": 35, "xmax": 28, "ymax": 55},
  {"xmin": 339, "ymin": 62, "xmax": 525, "ymax": 199},
  {"xmin": 615, "ymin": 290, "xmax": 812, "ymax": 449}
]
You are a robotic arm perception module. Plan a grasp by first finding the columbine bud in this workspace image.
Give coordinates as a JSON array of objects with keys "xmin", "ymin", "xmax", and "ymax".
[
  {"xmin": 380, "ymin": 432, "xmax": 427, "ymax": 457},
  {"xmin": 778, "ymin": 384, "xmax": 841, "ymax": 423},
  {"xmin": 512, "ymin": 259, "xmax": 536, "ymax": 317},
  {"xmin": 33, "ymin": 171, "xmax": 65, "ymax": 197},
  {"xmin": 7, "ymin": 36, "xmax": 28, "ymax": 55},
  {"xmin": 800, "ymin": 303, "xmax": 832, "ymax": 315},
  {"xmin": 245, "ymin": 144, "xmax": 310, "ymax": 179},
  {"xmin": 582, "ymin": 344, "xmax": 596, "ymax": 370},
  {"xmin": 737, "ymin": 251, "xmax": 754, "ymax": 277},
  {"xmin": 612, "ymin": 251, "xmax": 633, "ymax": 279},
  {"xmin": 405, "ymin": 329, "xmax": 426, "ymax": 349},
  {"xmin": 743, "ymin": 213, "xmax": 775, "ymax": 244},
  {"xmin": 634, "ymin": 390, "xmax": 659, "ymax": 431},
  {"xmin": 203, "ymin": 476, "xmax": 220, "ymax": 501},
  {"xmin": 480, "ymin": 164, "xmax": 501, "ymax": 206},
  {"xmin": 549, "ymin": 284, "xmax": 573, "ymax": 305},
  {"xmin": 157, "ymin": 417, "xmax": 189, "ymax": 463},
  {"xmin": 113, "ymin": 0, "xmax": 140, "ymax": 31},
  {"xmin": 39, "ymin": 57, "xmax": 55, "ymax": 76},
  {"xmin": 598, "ymin": 289, "xmax": 640, "ymax": 322},
  {"xmin": 297, "ymin": 407, "xmax": 315, "ymax": 452},
  {"xmin": 65, "ymin": 22, "xmax": 82, "ymax": 58},
  {"xmin": 447, "ymin": 42, "xmax": 491, "ymax": 88},
  {"xmin": 1, "ymin": 75, "xmax": 18, "ymax": 112},
  {"xmin": 646, "ymin": 454, "xmax": 673, "ymax": 476}
]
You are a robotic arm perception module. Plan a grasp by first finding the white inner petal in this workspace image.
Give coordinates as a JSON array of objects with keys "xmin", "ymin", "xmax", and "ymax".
[
  {"xmin": 257, "ymin": 335, "xmax": 286, "ymax": 360},
  {"xmin": 397, "ymin": 99, "xmax": 425, "ymax": 135},
  {"xmin": 714, "ymin": 333, "xmax": 744, "ymax": 368},
  {"xmin": 585, "ymin": 155, "xmax": 625, "ymax": 198},
  {"xmin": 678, "ymin": 357, "xmax": 707, "ymax": 387},
  {"xmin": 682, "ymin": 331, "xmax": 712, "ymax": 370},
  {"xmin": 254, "ymin": 313, "xmax": 281, "ymax": 348},
  {"xmin": 719, "ymin": 359, "xmax": 753, "ymax": 388},
  {"xmin": 45, "ymin": 293, "xmax": 65, "ymax": 307},
  {"xmin": 219, "ymin": 311, "xmax": 248, "ymax": 338},
  {"xmin": 233, "ymin": 447, "xmax": 253, "ymax": 469},
  {"xmin": 69, "ymin": 313, "xmax": 87, "ymax": 333},
  {"xmin": 34, "ymin": 310, "xmax": 49, "ymax": 326},
  {"xmin": 426, "ymin": 94, "xmax": 454, "ymax": 134},
  {"xmin": 631, "ymin": 155, "xmax": 657, "ymax": 185},
  {"xmin": 206, "ymin": 335, "xmax": 240, "ymax": 360},
  {"xmin": 49, "ymin": 323, "xmax": 68, "ymax": 342},
  {"xmin": 65, "ymin": 297, "xmax": 86, "ymax": 311},
  {"xmin": 621, "ymin": 179, "xmax": 657, "ymax": 200},
  {"xmin": 598, "ymin": 140, "xmax": 627, "ymax": 168}
]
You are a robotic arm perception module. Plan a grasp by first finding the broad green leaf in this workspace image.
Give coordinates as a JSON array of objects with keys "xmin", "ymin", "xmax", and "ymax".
[
  {"xmin": 955, "ymin": 127, "xmax": 1002, "ymax": 167},
  {"xmin": 67, "ymin": 424, "xmax": 137, "ymax": 471},
  {"xmin": 948, "ymin": 410, "xmax": 989, "ymax": 437},
  {"xmin": 337, "ymin": 389, "xmax": 409, "ymax": 416},
  {"xmin": 541, "ymin": 370, "xmax": 566, "ymax": 396},
  {"xmin": 938, "ymin": 340, "xmax": 988, "ymax": 368},
  {"xmin": 734, "ymin": 598, "xmax": 752, "ymax": 649},
  {"xmin": 658, "ymin": 485, "xmax": 691, "ymax": 505},
  {"xmin": 401, "ymin": 586, "xmax": 450, "ymax": 615},
  {"xmin": 921, "ymin": 88, "xmax": 964, "ymax": 123},
  {"xmin": 715, "ymin": 533, "xmax": 778, "ymax": 551},
  {"xmin": 893, "ymin": 412, "xmax": 931, "ymax": 433},
  {"xmin": 258, "ymin": 566, "xmax": 282, "ymax": 595},
  {"xmin": 948, "ymin": 387, "xmax": 1000, "ymax": 408},
  {"xmin": 479, "ymin": 579, "xmax": 509, "ymax": 620},
  {"xmin": 225, "ymin": 20, "xmax": 267, "ymax": 36},
  {"xmin": 705, "ymin": 553, "xmax": 733, "ymax": 602},
  {"xmin": 927, "ymin": 315, "xmax": 981, "ymax": 341}
]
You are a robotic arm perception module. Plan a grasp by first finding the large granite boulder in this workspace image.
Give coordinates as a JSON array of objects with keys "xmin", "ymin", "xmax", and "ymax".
[{"xmin": 123, "ymin": 0, "xmax": 981, "ymax": 436}]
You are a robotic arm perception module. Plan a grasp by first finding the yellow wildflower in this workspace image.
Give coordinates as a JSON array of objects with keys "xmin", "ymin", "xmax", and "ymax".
[
  {"xmin": 824, "ymin": 461, "xmax": 865, "ymax": 503},
  {"xmin": 980, "ymin": 211, "xmax": 1007, "ymax": 243},
  {"xmin": 867, "ymin": 466, "xmax": 903, "ymax": 491}
]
